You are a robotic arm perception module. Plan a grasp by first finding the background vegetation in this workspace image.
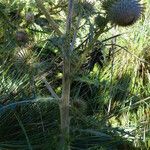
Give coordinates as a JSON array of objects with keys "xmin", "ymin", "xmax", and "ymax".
[{"xmin": 0, "ymin": 0, "xmax": 150, "ymax": 149}]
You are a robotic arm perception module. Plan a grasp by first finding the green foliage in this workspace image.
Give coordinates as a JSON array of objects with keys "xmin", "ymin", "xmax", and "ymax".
[{"xmin": 0, "ymin": 0, "xmax": 149, "ymax": 149}]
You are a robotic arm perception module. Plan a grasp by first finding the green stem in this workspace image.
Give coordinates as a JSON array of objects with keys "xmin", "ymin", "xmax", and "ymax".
[{"xmin": 60, "ymin": 0, "xmax": 74, "ymax": 149}]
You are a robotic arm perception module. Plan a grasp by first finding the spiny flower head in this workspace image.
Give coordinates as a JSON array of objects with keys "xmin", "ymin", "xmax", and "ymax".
[{"xmin": 102, "ymin": 0, "xmax": 145, "ymax": 26}]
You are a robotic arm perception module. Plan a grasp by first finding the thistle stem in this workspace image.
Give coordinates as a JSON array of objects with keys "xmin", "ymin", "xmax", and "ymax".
[{"xmin": 60, "ymin": 0, "xmax": 74, "ymax": 149}]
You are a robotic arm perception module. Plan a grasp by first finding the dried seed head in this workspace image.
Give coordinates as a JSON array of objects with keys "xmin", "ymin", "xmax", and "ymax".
[
  {"xmin": 15, "ymin": 48, "xmax": 31, "ymax": 66},
  {"xmin": 14, "ymin": 46, "xmax": 35, "ymax": 73},
  {"xmin": 103, "ymin": 0, "xmax": 145, "ymax": 26}
]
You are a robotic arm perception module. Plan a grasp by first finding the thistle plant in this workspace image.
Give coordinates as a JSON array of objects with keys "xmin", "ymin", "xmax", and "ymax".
[{"xmin": 0, "ymin": 0, "xmax": 149, "ymax": 150}]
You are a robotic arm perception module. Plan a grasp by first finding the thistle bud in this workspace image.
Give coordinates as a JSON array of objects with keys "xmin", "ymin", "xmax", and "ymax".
[
  {"xmin": 15, "ymin": 30, "xmax": 28, "ymax": 43},
  {"xmin": 25, "ymin": 12, "xmax": 34, "ymax": 24},
  {"xmin": 95, "ymin": 15, "xmax": 108, "ymax": 28}
]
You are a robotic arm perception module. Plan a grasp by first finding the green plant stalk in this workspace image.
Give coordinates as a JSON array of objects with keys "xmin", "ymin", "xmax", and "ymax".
[
  {"xmin": 60, "ymin": 0, "xmax": 74, "ymax": 149},
  {"xmin": 60, "ymin": 57, "xmax": 71, "ymax": 149}
]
